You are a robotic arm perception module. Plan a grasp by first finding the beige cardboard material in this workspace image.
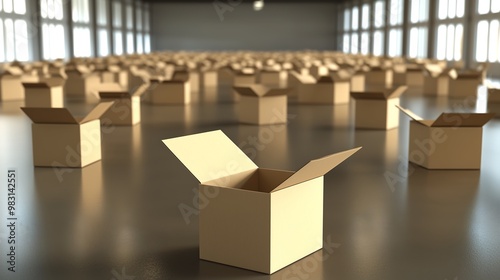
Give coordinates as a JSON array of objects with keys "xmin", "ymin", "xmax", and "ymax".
[
  {"xmin": 365, "ymin": 67, "xmax": 393, "ymax": 88},
  {"xmin": 233, "ymin": 85, "xmax": 290, "ymax": 125},
  {"xmin": 487, "ymin": 88, "xmax": 500, "ymax": 103},
  {"xmin": 350, "ymin": 72, "xmax": 365, "ymax": 92},
  {"xmin": 98, "ymin": 84, "xmax": 149, "ymax": 125},
  {"xmin": 397, "ymin": 105, "xmax": 494, "ymax": 169},
  {"xmin": 297, "ymin": 75, "xmax": 350, "ymax": 105},
  {"xmin": 423, "ymin": 69, "xmax": 449, "ymax": 96},
  {"xmin": 65, "ymin": 70, "xmax": 101, "ymax": 98},
  {"xmin": 23, "ymin": 80, "xmax": 64, "ymax": 108},
  {"xmin": 232, "ymin": 69, "xmax": 256, "ymax": 102},
  {"xmin": 201, "ymin": 70, "xmax": 218, "ymax": 88},
  {"xmin": 0, "ymin": 67, "xmax": 24, "ymax": 101},
  {"xmin": 405, "ymin": 67, "xmax": 424, "ymax": 87},
  {"xmin": 258, "ymin": 70, "xmax": 281, "ymax": 87},
  {"xmin": 163, "ymin": 130, "xmax": 361, "ymax": 274},
  {"xmin": 21, "ymin": 102, "xmax": 114, "ymax": 167},
  {"xmin": 148, "ymin": 79, "xmax": 191, "ymax": 105},
  {"xmin": 448, "ymin": 69, "xmax": 481, "ymax": 98},
  {"xmin": 351, "ymin": 86, "xmax": 407, "ymax": 130}
]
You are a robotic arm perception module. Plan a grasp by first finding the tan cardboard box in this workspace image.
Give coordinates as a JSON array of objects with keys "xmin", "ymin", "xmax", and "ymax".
[
  {"xmin": 350, "ymin": 71, "xmax": 366, "ymax": 92},
  {"xmin": 23, "ymin": 80, "xmax": 64, "ymax": 108},
  {"xmin": 365, "ymin": 67, "xmax": 393, "ymax": 88},
  {"xmin": 101, "ymin": 65, "xmax": 128, "ymax": 89},
  {"xmin": 98, "ymin": 83, "xmax": 149, "ymax": 126},
  {"xmin": 233, "ymin": 85, "xmax": 289, "ymax": 125},
  {"xmin": 65, "ymin": 66, "xmax": 101, "ymax": 98},
  {"xmin": 201, "ymin": 70, "xmax": 218, "ymax": 88},
  {"xmin": 397, "ymin": 105, "xmax": 494, "ymax": 169},
  {"xmin": 163, "ymin": 130, "xmax": 361, "ymax": 274},
  {"xmin": 351, "ymin": 86, "xmax": 407, "ymax": 130},
  {"xmin": 405, "ymin": 66, "xmax": 424, "ymax": 87},
  {"xmin": 392, "ymin": 64, "xmax": 407, "ymax": 85},
  {"xmin": 297, "ymin": 75, "xmax": 350, "ymax": 105},
  {"xmin": 232, "ymin": 68, "xmax": 256, "ymax": 102},
  {"xmin": 488, "ymin": 88, "xmax": 500, "ymax": 103},
  {"xmin": 0, "ymin": 66, "xmax": 25, "ymax": 101},
  {"xmin": 448, "ymin": 69, "xmax": 481, "ymax": 99},
  {"xmin": 21, "ymin": 102, "xmax": 114, "ymax": 167},
  {"xmin": 258, "ymin": 70, "xmax": 282, "ymax": 87},
  {"xmin": 148, "ymin": 77, "xmax": 191, "ymax": 105},
  {"xmin": 423, "ymin": 66, "xmax": 449, "ymax": 96}
]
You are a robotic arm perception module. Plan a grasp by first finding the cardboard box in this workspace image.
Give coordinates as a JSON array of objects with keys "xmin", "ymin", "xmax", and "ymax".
[
  {"xmin": 232, "ymin": 68, "xmax": 256, "ymax": 102},
  {"xmin": 365, "ymin": 67, "xmax": 393, "ymax": 88},
  {"xmin": 397, "ymin": 105, "xmax": 494, "ymax": 169},
  {"xmin": 0, "ymin": 66, "xmax": 24, "ymax": 101},
  {"xmin": 101, "ymin": 65, "xmax": 128, "ymax": 89},
  {"xmin": 488, "ymin": 88, "xmax": 500, "ymax": 103},
  {"xmin": 98, "ymin": 83, "xmax": 149, "ymax": 126},
  {"xmin": 297, "ymin": 74, "xmax": 350, "ymax": 105},
  {"xmin": 405, "ymin": 66, "xmax": 424, "ymax": 87},
  {"xmin": 423, "ymin": 66, "xmax": 449, "ymax": 96},
  {"xmin": 350, "ymin": 71, "xmax": 366, "ymax": 92},
  {"xmin": 233, "ymin": 85, "xmax": 289, "ymax": 125},
  {"xmin": 201, "ymin": 70, "xmax": 218, "ymax": 88},
  {"xmin": 21, "ymin": 102, "xmax": 114, "ymax": 167},
  {"xmin": 351, "ymin": 86, "xmax": 407, "ymax": 130},
  {"xmin": 163, "ymin": 130, "xmax": 361, "ymax": 274},
  {"xmin": 23, "ymin": 80, "xmax": 64, "ymax": 108},
  {"xmin": 258, "ymin": 70, "xmax": 282, "ymax": 87},
  {"xmin": 64, "ymin": 66, "xmax": 101, "ymax": 98},
  {"xmin": 448, "ymin": 69, "xmax": 481, "ymax": 99},
  {"xmin": 392, "ymin": 64, "xmax": 407, "ymax": 85},
  {"xmin": 148, "ymin": 77, "xmax": 191, "ymax": 105}
]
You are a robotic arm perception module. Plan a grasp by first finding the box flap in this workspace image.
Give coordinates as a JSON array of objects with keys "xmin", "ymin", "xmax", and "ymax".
[
  {"xmin": 22, "ymin": 79, "xmax": 64, "ymax": 88},
  {"xmin": 395, "ymin": 105, "xmax": 431, "ymax": 126},
  {"xmin": 431, "ymin": 113, "xmax": 495, "ymax": 127},
  {"xmin": 351, "ymin": 86, "xmax": 407, "ymax": 100},
  {"xmin": 386, "ymin": 85, "xmax": 408, "ymax": 99},
  {"xmin": 131, "ymin": 83, "xmax": 150, "ymax": 97},
  {"xmin": 99, "ymin": 91, "xmax": 129, "ymax": 98},
  {"xmin": 79, "ymin": 101, "xmax": 114, "ymax": 124},
  {"xmin": 21, "ymin": 107, "xmax": 78, "ymax": 124},
  {"xmin": 350, "ymin": 91, "xmax": 387, "ymax": 100},
  {"xmin": 162, "ymin": 130, "xmax": 258, "ymax": 184},
  {"xmin": 316, "ymin": 76, "xmax": 334, "ymax": 83},
  {"xmin": 271, "ymin": 147, "xmax": 362, "ymax": 192},
  {"xmin": 233, "ymin": 85, "xmax": 289, "ymax": 97}
]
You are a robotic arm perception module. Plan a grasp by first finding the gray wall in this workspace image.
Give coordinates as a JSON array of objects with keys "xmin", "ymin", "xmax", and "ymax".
[{"xmin": 150, "ymin": 2, "xmax": 337, "ymax": 51}]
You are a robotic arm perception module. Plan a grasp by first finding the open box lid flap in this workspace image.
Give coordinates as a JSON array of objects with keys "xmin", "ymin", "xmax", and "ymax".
[
  {"xmin": 163, "ymin": 130, "xmax": 258, "ymax": 184},
  {"xmin": 271, "ymin": 147, "xmax": 362, "ymax": 192},
  {"xmin": 131, "ymin": 83, "xmax": 150, "ymax": 97},
  {"xmin": 387, "ymin": 85, "xmax": 408, "ymax": 99},
  {"xmin": 395, "ymin": 105, "xmax": 432, "ymax": 126},
  {"xmin": 21, "ymin": 107, "xmax": 78, "ymax": 124},
  {"xmin": 99, "ymin": 91, "xmax": 129, "ymax": 98},
  {"xmin": 79, "ymin": 101, "xmax": 114, "ymax": 124},
  {"xmin": 316, "ymin": 76, "xmax": 334, "ymax": 83},
  {"xmin": 431, "ymin": 113, "xmax": 495, "ymax": 127},
  {"xmin": 350, "ymin": 91, "xmax": 387, "ymax": 100}
]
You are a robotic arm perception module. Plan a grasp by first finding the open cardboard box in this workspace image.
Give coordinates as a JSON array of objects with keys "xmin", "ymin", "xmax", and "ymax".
[
  {"xmin": 365, "ymin": 66, "xmax": 393, "ymax": 88},
  {"xmin": 397, "ymin": 105, "xmax": 494, "ymax": 169},
  {"xmin": 423, "ymin": 65, "xmax": 449, "ymax": 96},
  {"xmin": 233, "ymin": 85, "xmax": 290, "ymax": 125},
  {"xmin": 0, "ymin": 66, "xmax": 25, "ymax": 101},
  {"xmin": 21, "ymin": 102, "xmax": 114, "ymax": 167},
  {"xmin": 163, "ymin": 130, "xmax": 361, "ymax": 274},
  {"xmin": 148, "ymin": 76, "xmax": 191, "ymax": 105},
  {"xmin": 258, "ymin": 68, "xmax": 282, "ymax": 87},
  {"xmin": 297, "ymin": 74, "xmax": 350, "ymax": 105},
  {"xmin": 65, "ymin": 65, "xmax": 101, "ymax": 98},
  {"xmin": 448, "ymin": 69, "xmax": 481, "ymax": 98},
  {"xmin": 405, "ymin": 65, "xmax": 424, "ymax": 87},
  {"xmin": 98, "ymin": 83, "xmax": 149, "ymax": 125},
  {"xmin": 351, "ymin": 86, "xmax": 407, "ymax": 130},
  {"xmin": 23, "ymin": 80, "xmax": 64, "ymax": 108},
  {"xmin": 232, "ymin": 68, "xmax": 256, "ymax": 102}
]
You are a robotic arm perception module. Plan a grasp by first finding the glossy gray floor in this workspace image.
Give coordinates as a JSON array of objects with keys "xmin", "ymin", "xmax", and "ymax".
[{"xmin": 1, "ymin": 84, "xmax": 500, "ymax": 280}]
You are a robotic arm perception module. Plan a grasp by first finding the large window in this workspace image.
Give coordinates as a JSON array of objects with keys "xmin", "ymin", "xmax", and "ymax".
[
  {"xmin": 112, "ymin": 0, "xmax": 123, "ymax": 55},
  {"xmin": 342, "ymin": 6, "xmax": 351, "ymax": 53},
  {"xmin": 72, "ymin": 0, "xmax": 92, "ymax": 57},
  {"xmin": 41, "ymin": 0, "xmax": 66, "ymax": 60},
  {"xmin": 360, "ymin": 3, "xmax": 370, "ymax": 55},
  {"xmin": 408, "ymin": 0, "xmax": 428, "ymax": 58},
  {"xmin": 96, "ymin": 0, "xmax": 110, "ymax": 57},
  {"xmin": 0, "ymin": 0, "xmax": 30, "ymax": 61},
  {"xmin": 388, "ymin": 0, "xmax": 404, "ymax": 57},
  {"xmin": 475, "ymin": 0, "xmax": 500, "ymax": 63},
  {"xmin": 373, "ymin": 0, "xmax": 385, "ymax": 56},
  {"xmin": 436, "ymin": 0, "xmax": 464, "ymax": 61},
  {"xmin": 125, "ymin": 2, "xmax": 134, "ymax": 54},
  {"xmin": 144, "ymin": 3, "xmax": 151, "ymax": 53},
  {"xmin": 351, "ymin": 6, "xmax": 359, "ymax": 54}
]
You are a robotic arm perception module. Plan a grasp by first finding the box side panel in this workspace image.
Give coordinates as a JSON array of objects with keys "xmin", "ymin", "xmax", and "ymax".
[
  {"xmin": 355, "ymin": 99, "xmax": 388, "ymax": 129},
  {"xmin": 101, "ymin": 98, "xmax": 134, "ymax": 126},
  {"xmin": 258, "ymin": 96, "xmax": 287, "ymax": 125},
  {"xmin": 406, "ymin": 72, "xmax": 424, "ymax": 87},
  {"xmin": 386, "ymin": 98, "xmax": 400, "ymax": 130},
  {"xmin": 350, "ymin": 75, "xmax": 365, "ymax": 92},
  {"xmin": 270, "ymin": 177, "xmax": 323, "ymax": 274},
  {"xmin": 238, "ymin": 96, "xmax": 259, "ymax": 124},
  {"xmin": 333, "ymin": 82, "xmax": 350, "ymax": 104},
  {"xmin": 423, "ymin": 76, "xmax": 439, "ymax": 95},
  {"xmin": 408, "ymin": 121, "xmax": 431, "ymax": 168},
  {"xmin": 426, "ymin": 127, "xmax": 483, "ymax": 169},
  {"xmin": 79, "ymin": 120, "xmax": 102, "ymax": 167},
  {"xmin": 32, "ymin": 124, "xmax": 82, "ymax": 167},
  {"xmin": 25, "ymin": 89, "xmax": 51, "ymax": 107},
  {"xmin": 51, "ymin": 87, "xmax": 64, "ymax": 107},
  {"xmin": 199, "ymin": 186, "xmax": 271, "ymax": 274},
  {"xmin": 1, "ymin": 77, "xmax": 24, "ymax": 101},
  {"xmin": 448, "ymin": 79, "xmax": 479, "ymax": 98}
]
